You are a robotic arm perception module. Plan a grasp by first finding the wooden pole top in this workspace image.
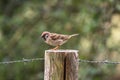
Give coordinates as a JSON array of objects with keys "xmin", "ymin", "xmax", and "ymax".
[
  {"xmin": 44, "ymin": 49, "xmax": 79, "ymax": 80},
  {"xmin": 45, "ymin": 49, "xmax": 79, "ymax": 53}
]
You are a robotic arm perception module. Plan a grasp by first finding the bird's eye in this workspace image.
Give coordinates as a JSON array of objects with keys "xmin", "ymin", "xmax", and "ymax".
[{"xmin": 45, "ymin": 34, "xmax": 49, "ymax": 39}]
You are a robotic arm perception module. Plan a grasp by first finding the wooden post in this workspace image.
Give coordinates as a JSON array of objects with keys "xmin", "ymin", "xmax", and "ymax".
[{"xmin": 44, "ymin": 50, "xmax": 79, "ymax": 80}]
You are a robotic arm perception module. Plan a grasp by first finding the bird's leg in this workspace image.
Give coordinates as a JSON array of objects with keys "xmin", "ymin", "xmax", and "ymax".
[{"xmin": 52, "ymin": 45, "xmax": 60, "ymax": 50}]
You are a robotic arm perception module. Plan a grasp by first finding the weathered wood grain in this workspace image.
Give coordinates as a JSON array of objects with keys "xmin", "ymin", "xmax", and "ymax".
[{"xmin": 44, "ymin": 50, "xmax": 79, "ymax": 80}]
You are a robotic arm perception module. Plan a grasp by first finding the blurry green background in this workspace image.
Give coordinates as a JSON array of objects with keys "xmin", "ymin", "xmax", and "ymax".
[{"xmin": 0, "ymin": 0, "xmax": 120, "ymax": 80}]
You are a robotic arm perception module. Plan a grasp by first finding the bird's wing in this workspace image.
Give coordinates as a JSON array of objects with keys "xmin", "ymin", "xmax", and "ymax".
[
  {"xmin": 50, "ymin": 33, "xmax": 68, "ymax": 41},
  {"xmin": 50, "ymin": 33, "xmax": 59, "ymax": 40}
]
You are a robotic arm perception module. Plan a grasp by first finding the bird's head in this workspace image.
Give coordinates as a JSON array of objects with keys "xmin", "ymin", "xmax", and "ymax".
[{"xmin": 41, "ymin": 31, "xmax": 50, "ymax": 41}]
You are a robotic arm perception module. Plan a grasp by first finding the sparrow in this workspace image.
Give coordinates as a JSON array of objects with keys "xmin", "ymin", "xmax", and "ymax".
[{"xmin": 41, "ymin": 31, "xmax": 79, "ymax": 49}]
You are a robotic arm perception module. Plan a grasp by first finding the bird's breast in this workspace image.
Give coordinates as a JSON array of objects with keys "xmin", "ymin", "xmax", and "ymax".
[
  {"xmin": 45, "ymin": 38, "xmax": 66, "ymax": 46},
  {"xmin": 45, "ymin": 39, "xmax": 58, "ymax": 46}
]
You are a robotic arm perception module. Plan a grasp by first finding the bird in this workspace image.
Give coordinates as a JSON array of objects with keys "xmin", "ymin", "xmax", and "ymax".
[{"xmin": 41, "ymin": 31, "xmax": 79, "ymax": 50}]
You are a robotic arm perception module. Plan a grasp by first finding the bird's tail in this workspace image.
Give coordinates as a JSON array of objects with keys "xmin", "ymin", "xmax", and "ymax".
[{"xmin": 69, "ymin": 34, "xmax": 79, "ymax": 38}]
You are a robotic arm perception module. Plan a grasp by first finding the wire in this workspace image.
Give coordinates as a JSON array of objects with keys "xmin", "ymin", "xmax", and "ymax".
[
  {"xmin": 0, "ymin": 58, "xmax": 44, "ymax": 64},
  {"xmin": 79, "ymin": 59, "xmax": 120, "ymax": 64},
  {"xmin": 0, "ymin": 58, "xmax": 120, "ymax": 65}
]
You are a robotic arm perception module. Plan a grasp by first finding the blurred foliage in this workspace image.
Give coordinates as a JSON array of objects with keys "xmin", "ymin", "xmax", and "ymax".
[{"xmin": 0, "ymin": 0, "xmax": 120, "ymax": 80}]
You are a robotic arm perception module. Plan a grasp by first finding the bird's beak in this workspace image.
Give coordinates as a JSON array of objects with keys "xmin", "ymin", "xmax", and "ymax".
[
  {"xmin": 40, "ymin": 35, "xmax": 44, "ymax": 39},
  {"xmin": 40, "ymin": 34, "xmax": 43, "ymax": 37}
]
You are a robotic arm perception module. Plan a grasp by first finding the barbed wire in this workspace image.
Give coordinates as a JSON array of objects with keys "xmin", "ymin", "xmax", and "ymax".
[
  {"xmin": 0, "ymin": 58, "xmax": 120, "ymax": 65},
  {"xmin": 79, "ymin": 59, "xmax": 120, "ymax": 64},
  {"xmin": 0, "ymin": 58, "xmax": 44, "ymax": 64}
]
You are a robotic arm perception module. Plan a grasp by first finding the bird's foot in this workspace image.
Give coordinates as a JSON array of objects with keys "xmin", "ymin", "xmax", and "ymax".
[{"xmin": 52, "ymin": 46, "xmax": 60, "ymax": 50}]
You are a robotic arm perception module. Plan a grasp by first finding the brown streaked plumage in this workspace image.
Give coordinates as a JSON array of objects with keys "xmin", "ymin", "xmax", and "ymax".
[{"xmin": 41, "ymin": 31, "xmax": 79, "ymax": 49}]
